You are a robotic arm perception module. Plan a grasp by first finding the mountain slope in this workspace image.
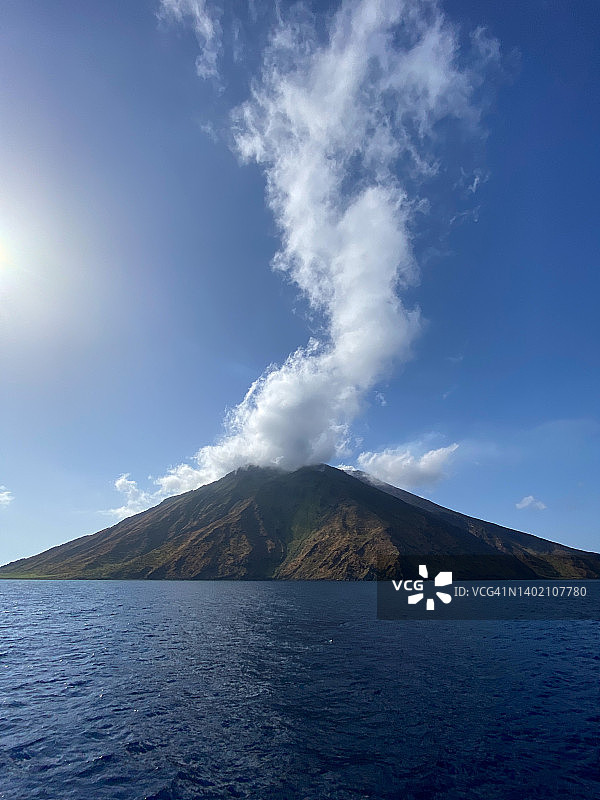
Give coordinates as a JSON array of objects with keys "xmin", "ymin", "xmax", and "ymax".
[
  {"xmin": 347, "ymin": 468, "xmax": 600, "ymax": 578},
  {"xmin": 1, "ymin": 465, "xmax": 598, "ymax": 579}
]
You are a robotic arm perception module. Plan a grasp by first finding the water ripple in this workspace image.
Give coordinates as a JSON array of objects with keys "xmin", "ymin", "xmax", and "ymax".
[{"xmin": 0, "ymin": 580, "xmax": 598, "ymax": 799}]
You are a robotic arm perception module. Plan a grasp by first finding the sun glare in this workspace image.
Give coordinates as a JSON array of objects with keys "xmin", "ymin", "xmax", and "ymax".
[{"xmin": 0, "ymin": 236, "xmax": 12, "ymax": 268}]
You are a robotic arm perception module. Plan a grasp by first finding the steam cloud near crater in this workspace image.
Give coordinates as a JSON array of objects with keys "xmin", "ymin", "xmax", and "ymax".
[{"xmin": 110, "ymin": 0, "xmax": 498, "ymax": 518}]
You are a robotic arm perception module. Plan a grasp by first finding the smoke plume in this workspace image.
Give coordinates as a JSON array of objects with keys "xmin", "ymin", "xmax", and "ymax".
[{"xmin": 110, "ymin": 0, "xmax": 497, "ymax": 517}]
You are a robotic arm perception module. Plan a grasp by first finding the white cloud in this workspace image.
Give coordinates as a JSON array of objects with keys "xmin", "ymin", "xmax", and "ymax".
[
  {"xmin": 159, "ymin": 0, "xmax": 222, "ymax": 80},
  {"xmin": 110, "ymin": 0, "xmax": 498, "ymax": 519},
  {"xmin": 0, "ymin": 486, "xmax": 13, "ymax": 507},
  {"xmin": 104, "ymin": 474, "xmax": 154, "ymax": 519},
  {"xmin": 198, "ymin": 120, "xmax": 218, "ymax": 142},
  {"xmin": 516, "ymin": 495, "xmax": 547, "ymax": 511},
  {"xmin": 357, "ymin": 443, "xmax": 459, "ymax": 488}
]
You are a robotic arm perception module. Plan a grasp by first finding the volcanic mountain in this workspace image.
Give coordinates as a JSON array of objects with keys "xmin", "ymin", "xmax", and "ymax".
[{"xmin": 1, "ymin": 464, "xmax": 598, "ymax": 580}]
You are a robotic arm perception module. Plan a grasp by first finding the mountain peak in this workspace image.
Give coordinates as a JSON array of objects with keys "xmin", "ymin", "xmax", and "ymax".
[{"xmin": 1, "ymin": 465, "xmax": 598, "ymax": 580}]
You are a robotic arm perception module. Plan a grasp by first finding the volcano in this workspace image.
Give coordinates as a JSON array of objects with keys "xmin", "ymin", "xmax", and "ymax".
[{"xmin": 1, "ymin": 465, "xmax": 598, "ymax": 580}]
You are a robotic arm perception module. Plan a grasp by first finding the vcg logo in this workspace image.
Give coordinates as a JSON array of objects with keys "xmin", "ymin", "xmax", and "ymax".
[{"xmin": 392, "ymin": 564, "xmax": 453, "ymax": 611}]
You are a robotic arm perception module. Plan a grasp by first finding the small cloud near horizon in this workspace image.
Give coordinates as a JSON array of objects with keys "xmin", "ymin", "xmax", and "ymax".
[
  {"xmin": 0, "ymin": 486, "xmax": 14, "ymax": 507},
  {"xmin": 516, "ymin": 495, "xmax": 546, "ymax": 511}
]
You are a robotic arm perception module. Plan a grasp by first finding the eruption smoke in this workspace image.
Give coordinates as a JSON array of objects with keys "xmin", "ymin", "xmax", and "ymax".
[{"xmin": 111, "ymin": 0, "xmax": 498, "ymax": 517}]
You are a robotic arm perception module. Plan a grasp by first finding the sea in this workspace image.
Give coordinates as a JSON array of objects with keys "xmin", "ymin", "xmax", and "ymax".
[{"xmin": 0, "ymin": 580, "xmax": 598, "ymax": 799}]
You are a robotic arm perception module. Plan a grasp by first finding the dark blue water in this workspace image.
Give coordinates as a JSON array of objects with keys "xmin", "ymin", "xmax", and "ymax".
[{"xmin": 0, "ymin": 581, "xmax": 598, "ymax": 799}]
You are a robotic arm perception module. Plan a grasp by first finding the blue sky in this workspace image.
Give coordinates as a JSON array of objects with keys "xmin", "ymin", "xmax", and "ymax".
[{"xmin": 1, "ymin": 0, "xmax": 598, "ymax": 564}]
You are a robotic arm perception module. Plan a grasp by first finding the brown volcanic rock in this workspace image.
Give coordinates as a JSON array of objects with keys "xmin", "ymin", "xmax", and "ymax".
[
  {"xmin": 275, "ymin": 505, "xmax": 395, "ymax": 580},
  {"xmin": 1, "ymin": 464, "xmax": 598, "ymax": 580},
  {"xmin": 350, "ymin": 469, "xmax": 600, "ymax": 579}
]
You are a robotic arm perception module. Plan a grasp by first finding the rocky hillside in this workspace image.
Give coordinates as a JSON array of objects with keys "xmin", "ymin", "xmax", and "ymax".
[{"xmin": 1, "ymin": 465, "xmax": 598, "ymax": 579}]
